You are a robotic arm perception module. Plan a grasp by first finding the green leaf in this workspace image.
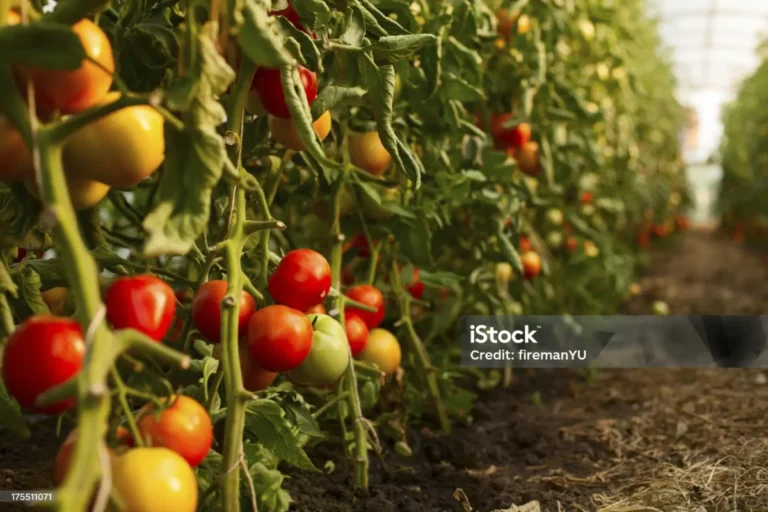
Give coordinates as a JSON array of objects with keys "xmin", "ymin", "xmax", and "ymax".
[
  {"xmin": 496, "ymin": 222, "xmax": 523, "ymax": 274},
  {"xmin": 357, "ymin": 0, "xmax": 410, "ymax": 36},
  {"xmin": 0, "ymin": 263, "xmax": 18, "ymax": 297},
  {"xmin": 393, "ymin": 218, "xmax": 432, "ymax": 268},
  {"xmin": 10, "ymin": 266, "xmax": 49, "ymax": 317},
  {"xmin": 244, "ymin": 399, "xmax": 317, "ymax": 471},
  {"xmin": 0, "ymin": 23, "xmax": 85, "ymax": 69},
  {"xmin": 291, "ymin": 0, "xmax": 332, "ymax": 28},
  {"xmin": 0, "ymin": 380, "xmax": 30, "ymax": 439},
  {"xmin": 310, "ymin": 85, "xmax": 367, "ymax": 119},
  {"xmin": 340, "ymin": 6, "xmax": 366, "ymax": 46},
  {"xmin": 238, "ymin": 0, "xmax": 295, "ymax": 68},
  {"xmin": 247, "ymin": 462, "xmax": 294, "ymax": 512},
  {"xmin": 370, "ymin": 34, "xmax": 437, "ymax": 64},
  {"xmin": 277, "ymin": 17, "xmax": 321, "ymax": 72}
]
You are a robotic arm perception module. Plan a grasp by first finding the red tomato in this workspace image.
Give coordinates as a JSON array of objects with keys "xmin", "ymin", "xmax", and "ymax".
[
  {"xmin": 404, "ymin": 267, "xmax": 424, "ymax": 300},
  {"xmin": 191, "ymin": 280, "xmax": 256, "ymax": 343},
  {"xmin": 519, "ymin": 234, "xmax": 532, "ymax": 252},
  {"xmin": 268, "ymin": 249, "xmax": 331, "ymax": 312},
  {"xmin": 520, "ymin": 251, "xmax": 541, "ymax": 279},
  {"xmin": 580, "ymin": 191, "xmax": 593, "ymax": 204},
  {"xmin": 343, "ymin": 233, "xmax": 376, "ymax": 258},
  {"xmin": 12, "ymin": 248, "xmax": 28, "ymax": 263},
  {"xmin": 565, "ymin": 236, "xmax": 579, "ymax": 254},
  {"xmin": 491, "ymin": 114, "xmax": 531, "ymax": 150},
  {"xmin": 344, "ymin": 285, "xmax": 385, "ymax": 329},
  {"xmin": 105, "ymin": 274, "xmax": 176, "ymax": 342},
  {"xmin": 345, "ymin": 314, "xmax": 369, "ymax": 357},
  {"xmin": 137, "ymin": 395, "xmax": 213, "ymax": 467},
  {"xmin": 239, "ymin": 346, "xmax": 279, "ymax": 392},
  {"xmin": 24, "ymin": 19, "xmax": 114, "ymax": 114},
  {"xmin": 306, "ymin": 304, "xmax": 327, "ymax": 315},
  {"xmin": 252, "ymin": 65, "xmax": 317, "ymax": 119},
  {"xmin": 637, "ymin": 230, "xmax": 650, "ymax": 249},
  {"xmin": 246, "ymin": 305, "xmax": 313, "ymax": 372},
  {"xmin": 1, "ymin": 315, "xmax": 85, "ymax": 414}
]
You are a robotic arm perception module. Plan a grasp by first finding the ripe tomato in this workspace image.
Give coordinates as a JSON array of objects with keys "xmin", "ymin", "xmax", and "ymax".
[
  {"xmin": 0, "ymin": 114, "xmax": 33, "ymax": 183},
  {"xmin": 349, "ymin": 131, "xmax": 392, "ymax": 176},
  {"xmin": 268, "ymin": 110, "xmax": 331, "ymax": 151},
  {"xmin": 112, "ymin": 448, "xmax": 198, "ymax": 512},
  {"xmin": 2, "ymin": 315, "xmax": 85, "ymax": 414},
  {"xmin": 269, "ymin": 248, "xmax": 331, "ymax": 312},
  {"xmin": 23, "ymin": 19, "xmax": 114, "ymax": 114},
  {"xmin": 105, "ymin": 275, "xmax": 176, "ymax": 342},
  {"xmin": 344, "ymin": 285, "xmax": 385, "ymax": 329},
  {"xmin": 520, "ymin": 251, "xmax": 541, "ymax": 279},
  {"xmin": 62, "ymin": 92, "xmax": 165, "ymax": 188},
  {"xmin": 252, "ymin": 65, "xmax": 317, "ymax": 119},
  {"xmin": 519, "ymin": 234, "xmax": 532, "ymax": 252},
  {"xmin": 191, "ymin": 280, "xmax": 256, "ymax": 343},
  {"xmin": 405, "ymin": 267, "xmax": 424, "ymax": 300},
  {"xmin": 306, "ymin": 304, "xmax": 327, "ymax": 315},
  {"xmin": 42, "ymin": 287, "xmax": 69, "ymax": 315},
  {"xmin": 496, "ymin": 9, "xmax": 519, "ymax": 40},
  {"xmin": 239, "ymin": 346, "xmax": 279, "ymax": 391},
  {"xmin": 358, "ymin": 328, "xmax": 401, "ymax": 375},
  {"xmin": 580, "ymin": 191, "xmax": 593, "ymax": 204},
  {"xmin": 345, "ymin": 314, "xmax": 369, "ymax": 357},
  {"xmin": 289, "ymin": 314, "xmax": 349, "ymax": 387},
  {"xmin": 565, "ymin": 236, "xmax": 578, "ymax": 254},
  {"xmin": 246, "ymin": 305, "xmax": 313, "ymax": 372},
  {"xmin": 24, "ymin": 173, "xmax": 110, "ymax": 211},
  {"xmin": 637, "ymin": 230, "xmax": 650, "ymax": 249},
  {"xmin": 137, "ymin": 395, "xmax": 213, "ymax": 467},
  {"xmin": 343, "ymin": 233, "xmax": 376, "ymax": 258},
  {"xmin": 517, "ymin": 14, "xmax": 531, "ymax": 35},
  {"xmin": 491, "ymin": 114, "xmax": 531, "ymax": 150},
  {"xmin": 515, "ymin": 141, "xmax": 540, "ymax": 176}
]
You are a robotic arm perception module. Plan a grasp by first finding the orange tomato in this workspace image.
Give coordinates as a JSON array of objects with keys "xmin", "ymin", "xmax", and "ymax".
[
  {"xmin": 23, "ymin": 19, "xmax": 114, "ymax": 114},
  {"xmin": 24, "ymin": 174, "xmax": 110, "ymax": 211},
  {"xmin": 0, "ymin": 114, "xmax": 33, "ymax": 183},
  {"xmin": 349, "ymin": 131, "xmax": 392, "ymax": 176},
  {"xmin": 269, "ymin": 110, "xmax": 332, "ymax": 151},
  {"xmin": 358, "ymin": 328, "xmax": 401, "ymax": 376},
  {"xmin": 515, "ymin": 141, "xmax": 540, "ymax": 176},
  {"xmin": 520, "ymin": 251, "xmax": 541, "ymax": 279},
  {"xmin": 42, "ymin": 287, "xmax": 68, "ymax": 316}
]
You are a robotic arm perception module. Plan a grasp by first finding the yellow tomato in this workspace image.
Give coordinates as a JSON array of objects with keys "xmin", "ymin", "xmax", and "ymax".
[
  {"xmin": 0, "ymin": 114, "xmax": 33, "ymax": 182},
  {"xmin": 517, "ymin": 14, "xmax": 531, "ymax": 35},
  {"xmin": 24, "ymin": 174, "xmax": 110, "ymax": 211},
  {"xmin": 268, "ymin": 111, "xmax": 332, "ymax": 151},
  {"xmin": 23, "ymin": 19, "xmax": 114, "ymax": 114},
  {"xmin": 515, "ymin": 141, "xmax": 540, "ymax": 176},
  {"xmin": 111, "ymin": 448, "xmax": 198, "ymax": 512},
  {"xmin": 358, "ymin": 328, "xmax": 401, "ymax": 376},
  {"xmin": 349, "ymin": 131, "xmax": 392, "ymax": 176},
  {"xmin": 42, "ymin": 287, "xmax": 68, "ymax": 316},
  {"xmin": 62, "ymin": 92, "xmax": 164, "ymax": 189}
]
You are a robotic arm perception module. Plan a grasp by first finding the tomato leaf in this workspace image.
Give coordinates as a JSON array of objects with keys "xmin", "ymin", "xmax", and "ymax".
[
  {"xmin": 0, "ymin": 263, "xmax": 18, "ymax": 298},
  {"xmin": 291, "ymin": 0, "xmax": 332, "ymax": 28},
  {"xmin": 10, "ymin": 266, "xmax": 49, "ymax": 317},
  {"xmin": 276, "ymin": 17, "xmax": 321, "ymax": 72},
  {"xmin": 310, "ymin": 85, "xmax": 367, "ymax": 119},
  {"xmin": 340, "ymin": 6, "xmax": 366, "ymax": 46},
  {"xmin": 0, "ymin": 380, "xmax": 30, "ymax": 439},
  {"xmin": 238, "ymin": 0, "xmax": 294, "ymax": 68},
  {"xmin": 392, "ymin": 218, "xmax": 432, "ymax": 268},
  {"xmin": 357, "ymin": 0, "xmax": 409, "ymax": 36},
  {"xmin": 247, "ymin": 462, "xmax": 294, "ymax": 512},
  {"xmin": 370, "ymin": 34, "xmax": 437, "ymax": 64},
  {"xmin": 244, "ymin": 399, "xmax": 317, "ymax": 471},
  {"xmin": 0, "ymin": 23, "xmax": 85, "ymax": 69}
]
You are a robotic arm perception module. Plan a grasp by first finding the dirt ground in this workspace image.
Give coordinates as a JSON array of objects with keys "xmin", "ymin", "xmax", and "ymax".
[{"xmin": 2, "ymin": 230, "xmax": 768, "ymax": 511}]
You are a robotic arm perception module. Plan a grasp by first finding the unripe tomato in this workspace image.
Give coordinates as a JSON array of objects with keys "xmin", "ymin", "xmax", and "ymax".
[
  {"xmin": 268, "ymin": 110, "xmax": 331, "ymax": 151},
  {"xmin": 491, "ymin": 114, "xmax": 531, "ymax": 150},
  {"xmin": 520, "ymin": 251, "xmax": 541, "ymax": 279},
  {"xmin": 239, "ymin": 346, "xmax": 278, "ymax": 391},
  {"xmin": 345, "ymin": 314, "xmax": 369, "ymax": 357},
  {"xmin": 515, "ymin": 141, "xmax": 540, "ymax": 176},
  {"xmin": 349, "ymin": 131, "xmax": 392, "ymax": 176},
  {"xmin": 495, "ymin": 262, "xmax": 513, "ymax": 283},
  {"xmin": 405, "ymin": 267, "xmax": 424, "ymax": 300},
  {"xmin": 2, "ymin": 315, "xmax": 85, "ymax": 414},
  {"xmin": 0, "ymin": 114, "xmax": 33, "ymax": 182},
  {"xmin": 24, "ymin": 174, "xmax": 110, "ymax": 211},
  {"xmin": 289, "ymin": 314, "xmax": 350, "ymax": 387},
  {"xmin": 252, "ymin": 65, "xmax": 317, "ymax": 119},
  {"xmin": 112, "ymin": 448, "xmax": 198, "ymax": 512},
  {"xmin": 269, "ymin": 249, "xmax": 331, "ymax": 312},
  {"xmin": 545, "ymin": 208, "xmax": 564, "ymax": 226},
  {"xmin": 517, "ymin": 14, "xmax": 531, "ymax": 34},
  {"xmin": 584, "ymin": 240, "xmax": 600, "ymax": 258},
  {"xmin": 546, "ymin": 231, "xmax": 563, "ymax": 249},
  {"xmin": 137, "ymin": 395, "xmax": 213, "ymax": 467},
  {"xmin": 105, "ymin": 274, "xmax": 176, "ymax": 342},
  {"xmin": 191, "ymin": 280, "xmax": 256, "ymax": 343},
  {"xmin": 246, "ymin": 305, "xmax": 313, "ymax": 372},
  {"xmin": 62, "ymin": 92, "xmax": 165, "ymax": 188},
  {"xmin": 344, "ymin": 285, "xmax": 385, "ymax": 329},
  {"xmin": 360, "ymin": 186, "xmax": 401, "ymax": 221},
  {"xmin": 23, "ymin": 19, "xmax": 114, "ymax": 114},
  {"xmin": 359, "ymin": 328, "xmax": 401, "ymax": 376},
  {"xmin": 42, "ymin": 287, "xmax": 69, "ymax": 315},
  {"xmin": 306, "ymin": 304, "xmax": 326, "ymax": 315}
]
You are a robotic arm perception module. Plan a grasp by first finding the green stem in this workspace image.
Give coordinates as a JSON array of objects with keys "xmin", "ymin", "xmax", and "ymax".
[
  {"xmin": 311, "ymin": 391, "xmax": 349, "ymax": 420},
  {"xmin": 331, "ymin": 185, "xmax": 369, "ymax": 489},
  {"xmin": 109, "ymin": 367, "xmax": 144, "ymax": 447},
  {"xmin": 390, "ymin": 262, "xmax": 451, "ymax": 434},
  {"xmin": 0, "ymin": 293, "xmax": 15, "ymax": 341}
]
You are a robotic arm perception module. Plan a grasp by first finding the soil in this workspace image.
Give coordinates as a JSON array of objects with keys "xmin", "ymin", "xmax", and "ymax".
[{"xmin": 3, "ymin": 229, "xmax": 768, "ymax": 512}]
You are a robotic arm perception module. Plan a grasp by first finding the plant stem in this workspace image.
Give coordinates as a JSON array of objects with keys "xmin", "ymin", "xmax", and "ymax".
[
  {"xmin": 330, "ymin": 185, "xmax": 369, "ymax": 488},
  {"xmin": 390, "ymin": 262, "xmax": 451, "ymax": 434},
  {"xmin": 110, "ymin": 367, "xmax": 144, "ymax": 447}
]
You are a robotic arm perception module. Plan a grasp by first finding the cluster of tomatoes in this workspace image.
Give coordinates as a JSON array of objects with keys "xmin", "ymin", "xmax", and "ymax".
[{"xmin": 0, "ymin": 12, "xmax": 165, "ymax": 209}]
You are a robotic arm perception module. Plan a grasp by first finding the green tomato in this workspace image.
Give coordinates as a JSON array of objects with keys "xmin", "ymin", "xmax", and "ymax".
[
  {"xmin": 545, "ymin": 208, "xmax": 563, "ymax": 226},
  {"xmin": 288, "ymin": 314, "xmax": 350, "ymax": 387},
  {"xmin": 360, "ymin": 186, "xmax": 401, "ymax": 221}
]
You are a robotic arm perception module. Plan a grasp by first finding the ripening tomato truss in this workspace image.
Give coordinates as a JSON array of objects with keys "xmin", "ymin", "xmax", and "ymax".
[{"xmin": 0, "ymin": 1, "xmax": 691, "ymax": 509}]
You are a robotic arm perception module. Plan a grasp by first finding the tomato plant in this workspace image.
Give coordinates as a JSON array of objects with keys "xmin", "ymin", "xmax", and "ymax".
[
  {"xmin": 105, "ymin": 274, "xmax": 176, "ymax": 342},
  {"xmin": 268, "ymin": 248, "xmax": 331, "ymax": 312},
  {"xmin": 246, "ymin": 305, "xmax": 313, "ymax": 372},
  {"xmin": 191, "ymin": 280, "xmax": 256, "ymax": 343},
  {"xmin": 137, "ymin": 395, "xmax": 213, "ymax": 467},
  {"xmin": 2, "ymin": 316, "xmax": 85, "ymax": 414}
]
